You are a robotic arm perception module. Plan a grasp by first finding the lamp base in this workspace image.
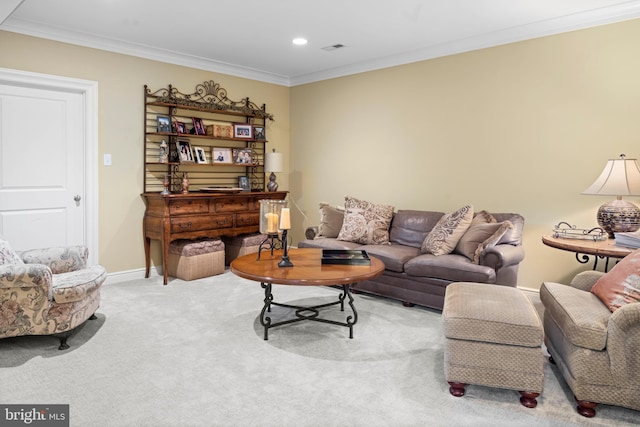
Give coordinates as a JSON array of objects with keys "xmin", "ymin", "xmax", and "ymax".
[
  {"xmin": 597, "ymin": 199, "xmax": 640, "ymax": 238},
  {"xmin": 267, "ymin": 172, "xmax": 278, "ymax": 192}
]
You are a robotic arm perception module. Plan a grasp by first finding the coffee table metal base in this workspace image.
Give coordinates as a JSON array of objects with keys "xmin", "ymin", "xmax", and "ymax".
[{"xmin": 260, "ymin": 283, "xmax": 357, "ymax": 340}]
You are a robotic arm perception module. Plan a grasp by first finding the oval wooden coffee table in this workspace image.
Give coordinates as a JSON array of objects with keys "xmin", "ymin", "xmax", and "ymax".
[{"xmin": 230, "ymin": 248, "xmax": 385, "ymax": 340}]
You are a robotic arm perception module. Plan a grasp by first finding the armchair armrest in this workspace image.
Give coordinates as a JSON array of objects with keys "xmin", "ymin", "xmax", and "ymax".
[
  {"xmin": 0, "ymin": 263, "xmax": 53, "ymax": 298},
  {"xmin": 480, "ymin": 244, "xmax": 525, "ymax": 270},
  {"xmin": 570, "ymin": 270, "xmax": 605, "ymax": 292},
  {"xmin": 20, "ymin": 245, "xmax": 88, "ymax": 274},
  {"xmin": 305, "ymin": 226, "xmax": 319, "ymax": 240}
]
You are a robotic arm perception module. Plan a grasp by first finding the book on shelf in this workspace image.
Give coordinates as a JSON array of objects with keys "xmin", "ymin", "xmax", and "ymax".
[{"xmin": 613, "ymin": 230, "xmax": 640, "ymax": 249}]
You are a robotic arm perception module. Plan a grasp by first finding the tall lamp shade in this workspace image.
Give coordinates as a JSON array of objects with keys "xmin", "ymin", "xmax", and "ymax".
[
  {"xmin": 582, "ymin": 154, "xmax": 640, "ymax": 237},
  {"xmin": 264, "ymin": 149, "xmax": 283, "ymax": 192}
]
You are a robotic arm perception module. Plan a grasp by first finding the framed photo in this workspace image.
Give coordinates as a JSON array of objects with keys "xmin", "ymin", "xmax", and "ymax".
[
  {"xmin": 177, "ymin": 140, "xmax": 194, "ymax": 163},
  {"xmin": 233, "ymin": 148, "xmax": 253, "ymax": 165},
  {"xmin": 192, "ymin": 117, "xmax": 206, "ymax": 135},
  {"xmin": 157, "ymin": 115, "xmax": 171, "ymax": 133},
  {"xmin": 175, "ymin": 121, "xmax": 188, "ymax": 134},
  {"xmin": 212, "ymin": 147, "xmax": 232, "ymax": 164},
  {"xmin": 253, "ymin": 126, "xmax": 266, "ymax": 140},
  {"xmin": 238, "ymin": 176, "xmax": 251, "ymax": 192},
  {"xmin": 194, "ymin": 146, "xmax": 207, "ymax": 164},
  {"xmin": 233, "ymin": 124, "xmax": 253, "ymax": 139}
]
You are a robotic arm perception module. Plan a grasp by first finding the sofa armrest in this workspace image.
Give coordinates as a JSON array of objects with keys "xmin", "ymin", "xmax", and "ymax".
[
  {"xmin": 479, "ymin": 244, "xmax": 525, "ymax": 270},
  {"xmin": 569, "ymin": 270, "xmax": 605, "ymax": 292},
  {"xmin": 305, "ymin": 226, "xmax": 319, "ymax": 240},
  {"xmin": 19, "ymin": 245, "xmax": 88, "ymax": 274},
  {"xmin": 0, "ymin": 263, "xmax": 53, "ymax": 297}
]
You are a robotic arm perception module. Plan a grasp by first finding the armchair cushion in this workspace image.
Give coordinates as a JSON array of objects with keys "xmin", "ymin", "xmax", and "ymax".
[
  {"xmin": 0, "ymin": 238, "xmax": 23, "ymax": 265},
  {"xmin": 52, "ymin": 265, "xmax": 107, "ymax": 304},
  {"xmin": 20, "ymin": 245, "xmax": 88, "ymax": 274},
  {"xmin": 540, "ymin": 281, "xmax": 611, "ymax": 351},
  {"xmin": 590, "ymin": 248, "xmax": 640, "ymax": 312},
  {"xmin": 337, "ymin": 195, "xmax": 394, "ymax": 245}
]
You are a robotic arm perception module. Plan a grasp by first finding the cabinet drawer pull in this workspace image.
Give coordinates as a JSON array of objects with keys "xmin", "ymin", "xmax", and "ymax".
[
  {"xmin": 216, "ymin": 219, "xmax": 228, "ymax": 225},
  {"xmin": 178, "ymin": 222, "xmax": 192, "ymax": 229}
]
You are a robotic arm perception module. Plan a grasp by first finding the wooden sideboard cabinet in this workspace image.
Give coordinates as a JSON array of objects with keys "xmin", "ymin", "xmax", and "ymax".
[{"xmin": 142, "ymin": 191, "xmax": 287, "ymax": 284}]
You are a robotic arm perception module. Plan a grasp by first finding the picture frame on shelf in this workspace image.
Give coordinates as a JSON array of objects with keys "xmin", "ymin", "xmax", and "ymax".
[
  {"xmin": 213, "ymin": 147, "xmax": 232, "ymax": 164},
  {"xmin": 238, "ymin": 176, "xmax": 251, "ymax": 192},
  {"xmin": 175, "ymin": 121, "xmax": 188, "ymax": 134},
  {"xmin": 192, "ymin": 117, "xmax": 206, "ymax": 135},
  {"xmin": 194, "ymin": 147, "xmax": 207, "ymax": 164},
  {"xmin": 233, "ymin": 124, "xmax": 253, "ymax": 139},
  {"xmin": 253, "ymin": 125, "xmax": 266, "ymax": 140},
  {"xmin": 157, "ymin": 115, "xmax": 171, "ymax": 133},
  {"xmin": 233, "ymin": 148, "xmax": 253, "ymax": 164},
  {"xmin": 177, "ymin": 140, "xmax": 194, "ymax": 163}
]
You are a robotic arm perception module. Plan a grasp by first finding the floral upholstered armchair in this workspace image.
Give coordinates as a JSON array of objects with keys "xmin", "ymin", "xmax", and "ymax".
[{"xmin": 0, "ymin": 237, "xmax": 106, "ymax": 349}]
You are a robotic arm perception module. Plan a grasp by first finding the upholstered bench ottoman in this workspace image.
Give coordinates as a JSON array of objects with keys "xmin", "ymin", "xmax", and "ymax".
[
  {"xmin": 442, "ymin": 282, "xmax": 544, "ymax": 408},
  {"xmin": 222, "ymin": 233, "xmax": 266, "ymax": 265},
  {"xmin": 167, "ymin": 239, "xmax": 225, "ymax": 281}
]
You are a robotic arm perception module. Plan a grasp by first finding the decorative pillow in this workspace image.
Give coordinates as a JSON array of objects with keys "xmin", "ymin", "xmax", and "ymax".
[
  {"xmin": 315, "ymin": 203, "xmax": 345, "ymax": 239},
  {"xmin": 337, "ymin": 196, "xmax": 394, "ymax": 245},
  {"xmin": 591, "ymin": 249, "xmax": 640, "ymax": 312},
  {"xmin": 421, "ymin": 205, "xmax": 474, "ymax": 256},
  {"xmin": 455, "ymin": 221, "xmax": 513, "ymax": 263},
  {"xmin": 0, "ymin": 237, "xmax": 23, "ymax": 265},
  {"xmin": 472, "ymin": 210, "xmax": 497, "ymax": 225}
]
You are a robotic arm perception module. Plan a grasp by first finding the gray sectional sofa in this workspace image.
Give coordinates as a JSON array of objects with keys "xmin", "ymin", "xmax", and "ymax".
[{"xmin": 298, "ymin": 209, "xmax": 525, "ymax": 310}]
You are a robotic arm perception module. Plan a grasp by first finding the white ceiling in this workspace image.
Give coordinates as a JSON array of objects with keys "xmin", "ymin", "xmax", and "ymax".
[{"xmin": 3, "ymin": 0, "xmax": 640, "ymax": 86}]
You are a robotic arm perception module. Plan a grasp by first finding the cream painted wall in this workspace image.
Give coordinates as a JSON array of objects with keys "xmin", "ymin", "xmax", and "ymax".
[
  {"xmin": 0, "ymin": 31, "xmax": 290, "ymax": 275},
  {"xmin": 289, "ymin": 19, "xmax": 640, "ymax": 290}
]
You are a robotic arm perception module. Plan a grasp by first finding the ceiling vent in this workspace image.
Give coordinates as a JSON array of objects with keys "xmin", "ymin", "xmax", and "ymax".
[{"xmin": 321, "ymin": 44, "xmax": 345, "ymax": 51}]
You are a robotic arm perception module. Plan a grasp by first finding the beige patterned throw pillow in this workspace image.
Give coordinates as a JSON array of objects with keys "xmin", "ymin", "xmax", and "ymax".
[
  {"xmin": 337, "ymin": 196, "xmax": 394, "ymax": 245},
  {"xmin": 455, "ymin": 221, "xmax": 513, "ymax": 263},
  {"xmin": 421, "ymin": 205, "xmax": 474, "ymax": 255}
]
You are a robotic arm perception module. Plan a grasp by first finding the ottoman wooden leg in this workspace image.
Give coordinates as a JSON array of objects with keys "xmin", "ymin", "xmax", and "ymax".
[
  {"xmin": 519, "ymin": 391, "xmax": 539, "ymax": 408},
  {"xmin": 448, "ymin": 382, "xmax": 466, "ymax": 397}
]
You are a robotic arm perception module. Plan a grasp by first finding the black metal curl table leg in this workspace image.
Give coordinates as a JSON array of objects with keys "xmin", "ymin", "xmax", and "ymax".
[{"xmin": 258, "ymin": 282, "xmax": 358, "ymax": 340}]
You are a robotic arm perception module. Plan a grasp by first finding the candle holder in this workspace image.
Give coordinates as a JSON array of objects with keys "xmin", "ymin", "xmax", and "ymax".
[
  {"xmin": 278, "ymin": 229, "xmax": 293, "ymax": 267},
  {"xmin": 257, "ymin": 199, "xmax": 287, "ymax": 260}
]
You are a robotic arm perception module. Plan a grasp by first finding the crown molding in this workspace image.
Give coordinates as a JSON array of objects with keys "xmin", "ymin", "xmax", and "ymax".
[
  {"xmin": 3, "ymin": 1, "xmax": 640, "ymax": 88},
  {"xmin": 289, "ymin": 2, "xmax": 640, "ymax": 86}
]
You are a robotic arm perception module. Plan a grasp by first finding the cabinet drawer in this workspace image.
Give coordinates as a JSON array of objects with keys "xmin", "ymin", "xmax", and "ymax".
[
  {"xmin": 171, "ymin": 214, "xmax": 233, "ymax": 233},
  {"xmin": 213, "ymin": 197, "xmax": 249, "ymax": 213},
  {"xmin": 169, "ymin": 199, "xmax": 209, "ymax": 215},
  {"xmin": 236, "ymin": 212, "xmax": 259, "ymax": 227}
]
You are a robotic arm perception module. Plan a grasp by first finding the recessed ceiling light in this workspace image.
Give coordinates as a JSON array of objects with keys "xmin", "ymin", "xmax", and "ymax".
[{"xmin": 292, "ymin": 38, "xmax": 308, "ymax": 46}]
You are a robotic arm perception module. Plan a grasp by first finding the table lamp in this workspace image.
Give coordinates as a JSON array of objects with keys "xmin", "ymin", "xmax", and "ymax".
[
  {"xmin": 265, "ymin": 149, "xmax": 283, "ymax": 192},
  {"xmin": 582, "ymin": 154, "xmax": 640, "ymax": 238}
]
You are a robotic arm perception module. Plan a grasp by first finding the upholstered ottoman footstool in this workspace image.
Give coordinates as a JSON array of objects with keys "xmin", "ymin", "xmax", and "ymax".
[
  {"xmin": 222, "ymin": 233, "xmax": 266, "ymax": 265},
  {"xmin": 443, "ymin": 282, "xmax": 544, "ymax": 408},
  {"xmin": 167, "ymin": 239, "xmax": 225, "ymax": 281}
]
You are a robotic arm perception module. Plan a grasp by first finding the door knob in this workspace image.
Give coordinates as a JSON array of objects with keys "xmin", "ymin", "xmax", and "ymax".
[{"xmin": 74, "ymin": 195, "xmax": 82, "ymax": 202}]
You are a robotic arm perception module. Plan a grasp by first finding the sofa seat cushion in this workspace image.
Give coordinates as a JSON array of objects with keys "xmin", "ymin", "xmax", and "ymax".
[
  {"xmin": 404, "ymin": 253, "xmax": 496, "ymax": 283},
  {"xmin": 52, "ymin": 265, "xmax": 107, "ymax": 304},
  {"xmin": 297, "ymin": 238, "xmax": 362, "ymax": 251},
  {"xmin": 540, "ymin": 281, "xmax": 610, "ymax": 351},
  {"xmin": 359, "ymin": 243, "xmax": 420, "ymax": 273}
]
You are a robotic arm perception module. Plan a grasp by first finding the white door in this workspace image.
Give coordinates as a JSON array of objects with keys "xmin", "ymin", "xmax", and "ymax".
[{"xmin": 0, "ymin": 69, "xmax": 98, "ymax": 264}]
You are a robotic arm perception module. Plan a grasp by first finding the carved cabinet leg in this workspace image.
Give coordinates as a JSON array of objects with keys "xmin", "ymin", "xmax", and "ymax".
[{"xmin": 448, "ymin": 382, "xmax": 466, "ymax": 397}]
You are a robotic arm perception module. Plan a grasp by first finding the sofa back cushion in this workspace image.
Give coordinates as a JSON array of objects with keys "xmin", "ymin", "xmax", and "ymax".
[
  {"xmin": 0, "ymin": 237, "xmax": 23, "ymax": 265},
  {"xmin": 389, "ymin": 210, "xmax": 445, "ymax": 248}
]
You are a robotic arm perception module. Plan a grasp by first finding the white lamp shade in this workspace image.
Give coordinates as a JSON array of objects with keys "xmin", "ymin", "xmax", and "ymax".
[
  {"xmin": 265, "ymin": 151, "xmax": 283, "ymax": 173},
  {"xmin": 582, "ymin": 155, "xmax": 640, "ymax": 196}
]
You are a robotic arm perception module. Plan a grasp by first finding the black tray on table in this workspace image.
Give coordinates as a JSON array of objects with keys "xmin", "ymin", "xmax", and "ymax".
[{"xmin": 321, "ymin": 249, "xmax": 371, "ymax": 265}]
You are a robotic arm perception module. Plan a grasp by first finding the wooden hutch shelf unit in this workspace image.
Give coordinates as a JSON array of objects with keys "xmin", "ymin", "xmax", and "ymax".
[{"xmin": 141, "ymin": 81, "xmax": 286, "ymax": 284}]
